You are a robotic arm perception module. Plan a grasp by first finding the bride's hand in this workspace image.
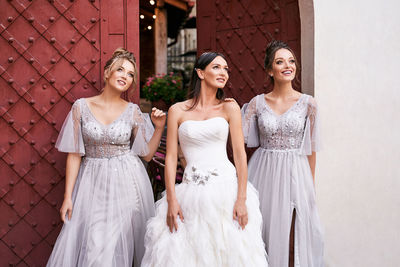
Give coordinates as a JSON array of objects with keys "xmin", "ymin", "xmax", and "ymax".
[
  {"xmin": 167, "ymin": 198, "xmax": 184, "ymax": 233},
  {"xmin": 233, "ymin": 199, "xmax": 248, "ymax": 229}
]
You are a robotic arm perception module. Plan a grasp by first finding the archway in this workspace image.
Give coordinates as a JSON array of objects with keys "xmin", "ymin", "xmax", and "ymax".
[
  {"xmin": 299, "ymin": 0, "xmax": 315, "ymax": 96},
  {"xmin": 197, "ymin": 0, "xmax": 305, "ymax": 104}
]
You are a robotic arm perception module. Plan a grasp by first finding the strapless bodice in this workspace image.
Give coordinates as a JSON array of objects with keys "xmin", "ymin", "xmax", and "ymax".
[{"xmin": 178, "ymin": 117, "xmax": 236, "ymax": 185}]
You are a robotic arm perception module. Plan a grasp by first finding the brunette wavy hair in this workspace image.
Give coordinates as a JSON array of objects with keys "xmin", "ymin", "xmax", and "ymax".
[{"xmin": 264, "ymin": 40, "xmax": 300, "ymax": 86}]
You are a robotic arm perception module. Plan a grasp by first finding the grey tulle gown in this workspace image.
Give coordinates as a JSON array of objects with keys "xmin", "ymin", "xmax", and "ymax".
[
  {"xmin": 242, "ymin": 94, "xmax": 324, "ymax": 267},
  {"xmin": 47, "ymin": 98, "xmax": 155, "ymax": 267}
]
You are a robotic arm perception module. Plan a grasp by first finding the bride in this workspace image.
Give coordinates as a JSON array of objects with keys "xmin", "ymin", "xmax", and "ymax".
[{"xmin": 141, "ymin": 52, "xmax": 268, "ymax": 267}]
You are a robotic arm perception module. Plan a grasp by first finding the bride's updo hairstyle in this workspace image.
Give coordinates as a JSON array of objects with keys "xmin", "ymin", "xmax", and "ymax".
[
  {"xmin": 103, "ymin": 48, "xmax": 137, "ymax": 87},
  {"xmin": 264, "ymin": 40, "xmax": 300, "ymax": 85},
  {"xmin": 187, "ymin": 52, "xmax": 227, "ymax": 110}
]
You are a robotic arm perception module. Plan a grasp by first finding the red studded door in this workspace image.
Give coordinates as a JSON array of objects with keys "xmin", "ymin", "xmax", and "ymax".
[
  {"xmin": 197, "ymin": 0, "xmax": 301, "ymax": 105},
  {"xmin": 0, "ymin": 1, "xmax": 139, "ymax": 266}
]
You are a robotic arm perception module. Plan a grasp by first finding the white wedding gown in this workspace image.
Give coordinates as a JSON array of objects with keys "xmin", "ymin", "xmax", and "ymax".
[{"xmin": 141, "ymin": 117, "xmax": 268, "ymax": 267}]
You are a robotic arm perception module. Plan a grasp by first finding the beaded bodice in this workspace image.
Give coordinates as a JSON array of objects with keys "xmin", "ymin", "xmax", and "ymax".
[
  {"xmin": 243, "ymin": 94, "xmax": 318, "ymax": 151},
  {"xmin": 55, "ymin": 98, "xmax": 154, "ymax": 159},
  {"xmin": 80, "ymin": 100, "xmax": 136, "ymax": 158},
  {"xmin": 258, "ymin": 94, "xmax": 307, "ymax": 150}
]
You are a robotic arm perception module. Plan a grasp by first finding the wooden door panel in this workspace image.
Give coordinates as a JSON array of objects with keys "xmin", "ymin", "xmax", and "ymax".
[{"xmin": 0, "ymin": 1, "xmax": 139, "ymax": 265}]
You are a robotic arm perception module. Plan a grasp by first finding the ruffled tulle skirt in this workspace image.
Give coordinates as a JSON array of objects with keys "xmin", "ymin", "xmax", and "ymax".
[
  {"xmin": 47, "ymin": 152, "xmax": 155, "ymax": 267},
  {"xmin": 141, "ymin": 167, "xmax": 268, "ymax": 267},
  {"xmin": 248, "ymin": 148, "xmax": 324, "ymax": 267}
]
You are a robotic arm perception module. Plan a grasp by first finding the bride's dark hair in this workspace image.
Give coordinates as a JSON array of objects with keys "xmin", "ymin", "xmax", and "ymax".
[{"xmin": 187, "ymin": 52, "xmax": 227, "ymax": 110}]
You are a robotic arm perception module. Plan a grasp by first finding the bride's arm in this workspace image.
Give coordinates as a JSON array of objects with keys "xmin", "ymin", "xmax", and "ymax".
[
  {"xmin": 225, "ymin": 101, "xmax": 249, "ymax": 229},
  {"xmin": 165, "ymin": 104, "xmax": 184, "ymax": 232}
]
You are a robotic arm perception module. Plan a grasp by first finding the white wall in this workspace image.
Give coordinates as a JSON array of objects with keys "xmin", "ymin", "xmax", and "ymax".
[{"xmin": 313, "ymin": 0, "xmax": 400, "ymax": 266}]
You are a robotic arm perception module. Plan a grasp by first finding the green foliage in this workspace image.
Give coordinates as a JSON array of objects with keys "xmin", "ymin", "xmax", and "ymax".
[{"xmin": 142, "ymin": 72, "xmax": 185, "ymax": 106}]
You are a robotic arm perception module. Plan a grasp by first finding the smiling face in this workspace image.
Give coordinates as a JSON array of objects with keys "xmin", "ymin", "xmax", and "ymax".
[
  {"xmin": 105, "ymin": 59, "xmax": 135, "ymax": 92},
  {"xmin": 268, "ymin": 48, "xmax": 296, "ymax": 83},
  {"xmin": 197, "ymin": 56, "xmax": 229, "ymax": 89}
]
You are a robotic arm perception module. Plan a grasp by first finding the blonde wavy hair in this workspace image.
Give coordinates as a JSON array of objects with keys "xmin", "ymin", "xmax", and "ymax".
[{"xmin": 103, "ymin": 48, "xmax": 137, "ymax": 87}]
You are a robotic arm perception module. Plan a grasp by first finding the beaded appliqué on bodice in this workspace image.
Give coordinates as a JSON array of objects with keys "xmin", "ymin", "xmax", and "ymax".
[
  {"xmin": 80, "ymin": 100, "xmax": 137, "ymax": 158},
  {"xmin": 257, "ymin": 94, "xmax": 308, "ymax": 150}
]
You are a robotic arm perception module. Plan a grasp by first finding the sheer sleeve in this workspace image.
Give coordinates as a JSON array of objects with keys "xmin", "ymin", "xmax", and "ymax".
[
  {"xmin": 241, "ymin": 96, "xmax": 259, "ymax": 147},
  {"xmin": 131, "ymin": 104, "xmax": 155, "ymax": 157},
  {"xmin": 55, "ymin": 99, "xmax": 85, "ymax": 156},
  {"xmin": 300, "ymin": 96, "xmax": 321, "ymax": 155}
]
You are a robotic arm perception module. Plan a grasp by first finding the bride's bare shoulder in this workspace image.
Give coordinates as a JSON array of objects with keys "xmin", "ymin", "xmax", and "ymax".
[
  {"xmin": 168, "ymin": 101, "xmax": 192, "ymax": 125},
  {"xmin": 169, "ymin": 100, "xmax": 191, "ymax": 113}
]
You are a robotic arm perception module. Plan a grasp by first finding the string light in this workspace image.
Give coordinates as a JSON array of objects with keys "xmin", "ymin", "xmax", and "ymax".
[
  {"xmin": 149, "ymin": 0, "xmax": 155, "ymax": 5},
  {"xmin": 147, "ymin": 25, "xmax": 152, "ymax": 30},
  {"xmin": 153, "ymin": 15, "xmax": 156, "ymax": 19},
  {"xmin": 140, "ymin": 14, "xmax": 144, "ymax": 19}
]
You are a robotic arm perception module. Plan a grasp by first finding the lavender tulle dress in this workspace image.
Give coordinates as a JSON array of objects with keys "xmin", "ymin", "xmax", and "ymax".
[
  {"xmin": 47, "ymin": 98, "xmax": 155, "ymax": 267},
  {"xmin": 242, "ymin": 94, "xmax": 324, "ymax": 267}
]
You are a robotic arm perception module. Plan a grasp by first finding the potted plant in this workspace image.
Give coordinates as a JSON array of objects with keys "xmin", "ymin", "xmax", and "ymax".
[{"xmin": 142, "ymin": 72, "xmax": 185, "ymax": 110}]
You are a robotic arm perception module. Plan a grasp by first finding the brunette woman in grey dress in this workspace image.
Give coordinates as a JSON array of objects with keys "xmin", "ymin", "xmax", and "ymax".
[
  {"xmin": 242, "ymin": 40, "xmax": 324, "ymax": 267},
  {"xmin": 47, "ymin": 48, "xmax": 166, "ymax": 267}
]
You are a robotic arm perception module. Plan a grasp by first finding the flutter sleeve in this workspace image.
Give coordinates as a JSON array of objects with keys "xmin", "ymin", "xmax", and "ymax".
[
  {"xmin": 55, "ymin": 99, "xmax": 85, "ymax": 156},
  {"xmin": 241, "ymin": 96, "xmax": 260, "ymax": 147},
  {"xmin": 131, "ymin": 104, "xmax": 155, "ymax": 157},
  {"xmin": 300, "ymin": 96, "xmax": 321, "ymax": 155}
]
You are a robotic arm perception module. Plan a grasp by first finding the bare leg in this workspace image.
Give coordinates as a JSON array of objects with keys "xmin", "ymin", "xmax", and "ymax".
[{"xmin": 289, "ymin": 209, "xmax": 296, "ymax": 267}]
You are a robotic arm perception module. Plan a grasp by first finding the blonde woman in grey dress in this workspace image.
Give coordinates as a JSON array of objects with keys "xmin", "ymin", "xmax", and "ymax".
[
  {"xmin": 242, "ymin": 40, "xmax": 324, "ymax": 267},
  {"xmin": 47, "ymin": 48, "xmax": 166, "ymax": 267}
]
